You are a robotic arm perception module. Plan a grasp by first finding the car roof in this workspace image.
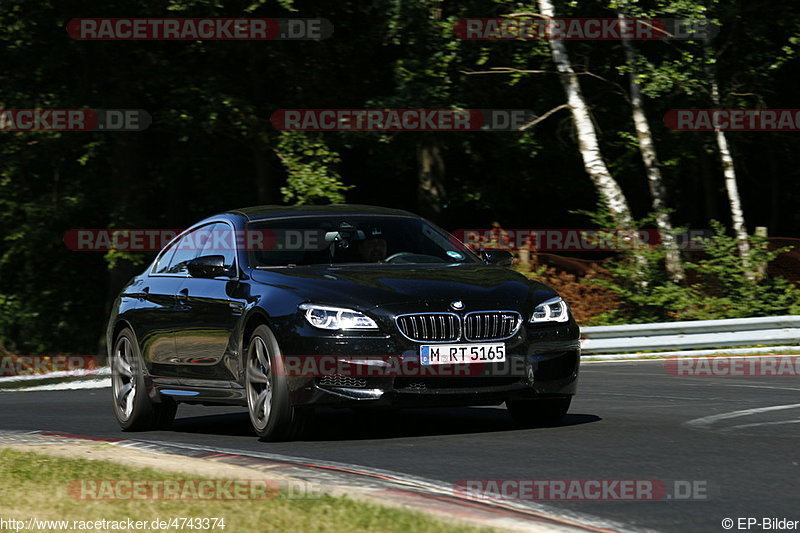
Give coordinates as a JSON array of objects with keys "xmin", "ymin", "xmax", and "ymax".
[{"xmin": 225, "ymin": 204, "xmax": 418, "ymax": 221}]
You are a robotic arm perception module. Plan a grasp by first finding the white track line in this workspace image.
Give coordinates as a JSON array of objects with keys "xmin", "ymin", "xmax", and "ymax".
[
  {"xmin": 686, "ymin": 403, "xmax": 800, "ymax": 430},
  {"xmin": 723, "ymin": 419, "xmax": 800, "ymax": 432}
]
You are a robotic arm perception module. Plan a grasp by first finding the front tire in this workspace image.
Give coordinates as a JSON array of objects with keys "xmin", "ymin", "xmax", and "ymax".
[
  {"xmin": 111, "ymin": 328, "xmax": 177, "ymax": 431},
  {"xmin": 245, "ymin": 325, "xmax": 309, "ymax": 441},
  {"xmin": 506, "ymin": 397, "xmax": 571, "ymax": 428}
]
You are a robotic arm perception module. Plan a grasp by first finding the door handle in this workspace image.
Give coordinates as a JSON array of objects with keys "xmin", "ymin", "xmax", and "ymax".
[{"xmin": 176, "ymin": 288, "xmax": 189, "ymax": 304}]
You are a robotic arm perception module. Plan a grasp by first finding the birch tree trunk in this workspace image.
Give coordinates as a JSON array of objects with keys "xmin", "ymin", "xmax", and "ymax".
[
  {"xmin": 618, "ymin": 12, "xmax": 685, "ymax": 282},
  {"xmin": 704, "ymin": 44, "xmax": 753, "ymax": 279},
  {"xmin": 537, "ymin": 0, "xmax": 647, "ymax": 279},
  {"xmin": 537, "ymin": 0, "xmax": 634, "ymax": 228}
]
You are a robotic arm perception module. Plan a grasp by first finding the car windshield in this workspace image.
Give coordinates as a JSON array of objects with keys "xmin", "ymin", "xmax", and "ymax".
[{"xmin": 248, "ymin": 215, "xmax": 478, "ymax": 267}]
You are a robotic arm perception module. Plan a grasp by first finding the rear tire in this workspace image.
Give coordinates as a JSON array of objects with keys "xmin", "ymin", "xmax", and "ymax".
[
  {"xmin": 111, "ymin": 328, "xmax": 178, "ymax": 431},
  {"xmin": 245, "ymin": 324, "xmax": 310, "ymax": 441},
  {"xmin": 506, "ymin": 397, "xmax": 571, "ymax": 428}
]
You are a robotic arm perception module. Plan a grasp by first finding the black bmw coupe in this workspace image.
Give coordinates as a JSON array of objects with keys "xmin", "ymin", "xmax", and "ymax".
[{"xmin": 107, "ymin": 205, "xmax": 580, "ymax": 440}]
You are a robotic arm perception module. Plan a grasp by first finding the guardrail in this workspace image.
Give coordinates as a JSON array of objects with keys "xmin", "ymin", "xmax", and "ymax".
[{"xmin": 580, "ymin": 315, "xmax": 800, "ymax": 355}]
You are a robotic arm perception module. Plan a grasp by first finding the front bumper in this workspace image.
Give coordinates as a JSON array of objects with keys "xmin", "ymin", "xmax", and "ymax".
[{"xmin": 279, "ymin": 320, "xmax": 580, "ymax": 408}]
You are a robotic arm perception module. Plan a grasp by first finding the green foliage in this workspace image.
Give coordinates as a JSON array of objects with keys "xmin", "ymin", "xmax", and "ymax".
[
  {"xmin": 277, "ymin": 133, "xmax": 352, "ymax": 205},
  {"xmin": 0, "ymin": 295, "xmax": 37, "ymax": 354},
  {"xmin": 586, "ymin": 216, "xmax": 800, "ymax": 323}
]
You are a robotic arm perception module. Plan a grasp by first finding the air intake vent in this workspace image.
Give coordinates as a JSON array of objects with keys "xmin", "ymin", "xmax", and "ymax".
[
  {"xmin": 317, "ymin": 375, "xmax": 368, "ymax": 389},
  {"xmin": 463, "ymin": 311, "xmax": 521, "ymax": 341},
  {"xmin": 396, "ymin": 313, "xmax": 460, "ymax": 342}
]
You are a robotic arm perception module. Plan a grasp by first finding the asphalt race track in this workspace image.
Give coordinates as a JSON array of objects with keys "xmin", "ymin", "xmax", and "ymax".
[{"xmin": 2, "ymin": 359, "xmax": 799, "ymax": 532}]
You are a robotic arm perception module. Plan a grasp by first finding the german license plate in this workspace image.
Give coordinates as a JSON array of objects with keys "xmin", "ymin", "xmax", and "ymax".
[{"xmin": 420, "ymin": 344, "xmax": 506, "ymax": 365}]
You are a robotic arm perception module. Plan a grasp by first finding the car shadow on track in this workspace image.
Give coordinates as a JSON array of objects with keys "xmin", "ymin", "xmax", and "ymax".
[{"xmin": 169, "ymin": 406, "xmax": 601, "ymax": 441}]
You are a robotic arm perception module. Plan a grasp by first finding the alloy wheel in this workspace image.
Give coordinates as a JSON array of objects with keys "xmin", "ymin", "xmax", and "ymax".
[
  {"xmin": 112, "ymin": 336, "xmax": 136, "ymax": 420},
  {"xmin": 246, "ymin": 335, "xmax": 274, "ymax": 430}
]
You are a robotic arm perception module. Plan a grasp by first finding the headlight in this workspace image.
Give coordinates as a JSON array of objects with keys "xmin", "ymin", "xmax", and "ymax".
[
  {"xmin": 299, "ymin": 303, "xmax": 378, "ymax": 330},
  {"xmin": 530, "ymin": 296, "xmax": 570, "ymax": 323}
]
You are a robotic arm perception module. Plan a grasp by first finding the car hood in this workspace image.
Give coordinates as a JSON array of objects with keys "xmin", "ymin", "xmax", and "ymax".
[{"xmin": 248, "ymin": 263, "xmax": 557, "ymax": 310}]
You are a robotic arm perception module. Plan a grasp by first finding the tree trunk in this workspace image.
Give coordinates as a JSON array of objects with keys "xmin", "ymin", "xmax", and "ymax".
[
  {"xmin": 704, "ymin": 45, "xmax": 753, "ymax": 279},
  {"xmin": 537, "ymin": 0, "xmax": 633, "ymax": 227},
  {"xmin": 619, "ymin": 12, "xmax": 684, "ymax": 282},
  {"xmin": 755, "ymin": 226, "xmax": 767, "ymax": 280},
  {"xmin": 537, "ymin": 0, "xmax": 646, "ymax": 279},
  {"xmin": 416, "ymin": 136, "xmax": 446, "ymax": 221}
]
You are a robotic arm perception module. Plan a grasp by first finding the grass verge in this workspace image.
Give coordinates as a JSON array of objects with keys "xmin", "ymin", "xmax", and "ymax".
[{"xmin": 0, "ymin": 448, "xmax": 493, "ymax": 533}]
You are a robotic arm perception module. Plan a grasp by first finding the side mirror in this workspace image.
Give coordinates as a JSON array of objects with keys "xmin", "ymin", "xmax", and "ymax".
[
  {"xmin": 481, "ymin": 249, "xmax": 514, "ymax": 267},
  {"xmin": 187, "ymin": 255, "xmax": 229, "ymax": 278}
]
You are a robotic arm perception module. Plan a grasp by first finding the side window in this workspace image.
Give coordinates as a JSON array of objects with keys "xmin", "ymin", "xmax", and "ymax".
[
  {"xmin": 199, "ymin": 222, "xmax": 236, "ymax": 269},
  {"xmin": 163, "ymin": 225, "xmax": 213, "ymax": 275},
  {"xmin": 153, "ymin": 239, "xmax": 180, "ymax": 274}
]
